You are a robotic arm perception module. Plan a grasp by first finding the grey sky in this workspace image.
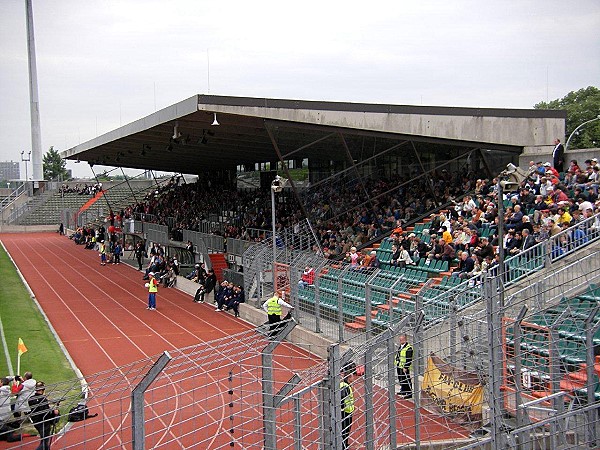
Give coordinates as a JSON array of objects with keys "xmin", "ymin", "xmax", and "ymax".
[{"xmin": 1, "ymin": 0, "xmax": 599, "ymax": 179}]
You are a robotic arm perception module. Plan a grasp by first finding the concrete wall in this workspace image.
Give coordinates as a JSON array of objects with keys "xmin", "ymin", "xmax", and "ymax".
[
  {"xmin": 0, "ymin": 224, "xmax": 57, "ymax": 233},
  {"xmin": 520, "ymin": 146, "xmax": 600, "ymax": 168},
  {"xmin": 205, "ymin": 104, "xmax": 565, "ymax": 149}
]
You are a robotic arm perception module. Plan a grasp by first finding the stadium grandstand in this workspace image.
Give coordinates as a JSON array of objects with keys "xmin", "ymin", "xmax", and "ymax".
[{"xmin": 2, "ymin": 94, "xmax": 599, "ymax": 449}]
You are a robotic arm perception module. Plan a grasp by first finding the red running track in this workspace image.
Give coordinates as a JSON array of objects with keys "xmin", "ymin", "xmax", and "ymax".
[{"xmin": 1, "ymin": 233, "xmax": 323, "ymax": 449}]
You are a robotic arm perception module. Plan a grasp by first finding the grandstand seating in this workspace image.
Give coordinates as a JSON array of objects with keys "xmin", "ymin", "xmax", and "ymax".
[
  {"xmin": 17, "ymin": 181, "xmax": 161, "ymax": 226},
  {"xmin": 503, "ymin": 285, "xmax": 600, "ymax": 400}
]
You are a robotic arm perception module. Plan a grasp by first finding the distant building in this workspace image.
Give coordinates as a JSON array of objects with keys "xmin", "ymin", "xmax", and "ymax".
[{"xmin": 0, "ymin": 161, "xmax": 20, "ymax": 182}]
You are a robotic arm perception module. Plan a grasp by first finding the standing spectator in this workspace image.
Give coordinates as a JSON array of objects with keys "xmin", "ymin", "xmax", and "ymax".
[
  {"xmin": 171, "ymin": 257, "xmax": 180, "ymax": 276},
  {"xmin": 204, "ymin": 269, "xmax": 217, "ymax": 301},
  {"xmin": 134, "ymin": 241, "xmax": 145, "ymax": 271},
  {"xmin": 146, "ymin": 272, "xmax": 158, "ymax": 310},
  {"xmin": 395, "ymin": 334, "xmax": 414, "ymax": 399},
  {"xmin": 552, "ymin": 138, "xmax": 565, "ymax": 173},
  {"xmin": 340, "ymin": 362, "xmax": 357, "ymax": 450},
  {"xmin": 185, "ymin": 241, "xmax": 194, "ymax": 260},
  {"xmin": 28, "ymin": 381, "xmax": 59, "ymax": 450},
  {"xmin": 112, "ymin": 240, "xmax": 122, "ymax": 265}
]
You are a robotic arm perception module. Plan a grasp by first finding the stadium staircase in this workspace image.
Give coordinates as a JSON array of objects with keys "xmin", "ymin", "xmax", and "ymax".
[{"xmin": 208, "ymin": 253, "xmax": 228, "ymax": 283}]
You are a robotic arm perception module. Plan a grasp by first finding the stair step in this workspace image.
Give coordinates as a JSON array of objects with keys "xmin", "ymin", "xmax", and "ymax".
[{"xmin": 345, "ymin": 322, "xmax": 366, "ymax": 331}]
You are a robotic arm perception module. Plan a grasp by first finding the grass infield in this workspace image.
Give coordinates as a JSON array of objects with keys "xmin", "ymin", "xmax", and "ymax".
[{"xmin": 0, "ymin": 242, "xmax": 76, "ymax": 384}]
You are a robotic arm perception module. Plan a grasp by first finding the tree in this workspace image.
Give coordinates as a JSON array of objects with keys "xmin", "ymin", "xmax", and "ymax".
[
  {"xmin": 535, "ymin": 86, "xmax": 600, "ymax": 150},
  {"xmin": 43, "ymin": 146, "xmax": 69, "ymax": 181}
]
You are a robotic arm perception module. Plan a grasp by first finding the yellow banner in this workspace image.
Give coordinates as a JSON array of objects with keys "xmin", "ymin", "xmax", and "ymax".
[{"xmin": 422, "ymin": 354, "xmax": 483, "ymax": 416}]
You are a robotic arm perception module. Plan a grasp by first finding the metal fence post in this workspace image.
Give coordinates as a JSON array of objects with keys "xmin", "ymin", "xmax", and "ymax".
[
  {"xmin": 485, "ymin": 275, "xmax": 508, "ymax": 449},
  {"xmin": 131, "ymin": 351, "xmax": 172, "ymax": 450},
  {"xmin": 328, "ymin": 344, "xmax": 342, "ymax": 450},
  {"xmin": 262, "ymin": 317, "xmax": 297, "ymax": 450}
]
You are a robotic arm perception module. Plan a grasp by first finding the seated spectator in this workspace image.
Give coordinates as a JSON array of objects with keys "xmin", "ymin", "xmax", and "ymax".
[
  {"xmin": 367, "ymin": 251, "xmax": 380, "ymax": 270},
  {"xmin": 392, "ymin": 244, "xmax": 414, "ymax": 268},
  {"xmin": 414, "ymin": 236, "xmax": 430, "ymax": 259},
  {"xmin": 520, "ymin": 228, "xmax": 536, "ymax": 252},
  {"xmin": 215, "ymin": 281, "xmax": 233, "ymax": 311},
  {"xmin": 507, "ymin": 231, "xmax": 523, "ymax": 256},
  {"xmin": 298, "ymin": 266, "xmax": 315, "ymax": 289},
  {"xmin": 453, "ymin": 251, "xmax": 475, "ymax": 279},
  {"xmin": 224, "ymin": 285, "xmax": 245, "ymax": 317},
  {"xmin": 474, "ymin": 236, "xmax": 495, "ymax": 260},
  {"xmin": 556, "ymin": 207, "xmax": 572, "ymax": 226},
  {"xmin": 433, "ymin": 238, "xmax": 455, "ymax": 262},
  {"xmin": 186, "ymin": 264, "xmax": 201, "ymax": 280},
  {"xmin": 193, "ymin": 283, "xmax": 206, "ymax": 303},
  {"xmin": 505, "ymin": 205, "xmax": 524, "ymax": 231},
  {"xmin": 345, "ymin": 247, "xmax": 360, "ymax": 268},
  {"xmin": 160, "ymin": 264, "xmax": 177, "ymax": 287},
  {"xmin": 441, "ymin": 226, "xmax": 453, "ymax": 244}
]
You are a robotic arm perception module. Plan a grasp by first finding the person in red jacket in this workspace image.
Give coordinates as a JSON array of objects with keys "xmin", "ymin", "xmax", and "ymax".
[{"xmin": 298, "ymin": 267, "xmax": 315, "ymax": 289}]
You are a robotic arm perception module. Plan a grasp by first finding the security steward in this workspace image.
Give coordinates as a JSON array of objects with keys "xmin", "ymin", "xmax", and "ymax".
[
  {"xmin": 28, "ymin": 381, "xmax": 60, "ymax": 450},
  {"xmin": 261, "ymin": 291, "xmax": 293, "ymax": 337},
  {"xmin": 147, "ymin": 272, "xmax": 159, "ymax": 310},
  {"xmin": 340, "ymin": 362, "xmax": 357, "ymax": 450},
  {"xmin": 395, "ymin": 334, "xmax": 414, "ymax": 399}
]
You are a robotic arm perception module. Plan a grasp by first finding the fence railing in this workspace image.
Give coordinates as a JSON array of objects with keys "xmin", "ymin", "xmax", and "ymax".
[{"xmin": 6, "ymin": 252, "xmax": 598, "ymax": 449}]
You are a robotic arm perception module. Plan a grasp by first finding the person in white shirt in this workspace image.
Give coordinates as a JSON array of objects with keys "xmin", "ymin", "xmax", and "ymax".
[
  {"xmin": 13, "ymin": 371, "xmax": 36, "ymax": 415},
  {"xmin": 0, "ymin": 377, "xmax": 12, "ymax": 423}
]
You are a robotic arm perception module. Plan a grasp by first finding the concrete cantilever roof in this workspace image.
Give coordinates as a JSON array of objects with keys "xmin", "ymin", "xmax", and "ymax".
[{"xmin": 60, "ymin": 94, "xmax": 566, "ymax": 175}]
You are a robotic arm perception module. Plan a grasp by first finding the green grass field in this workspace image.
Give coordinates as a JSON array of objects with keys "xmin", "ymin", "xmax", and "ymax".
[{"xmin": 0, "ymin": 242, "xmax": 77, "ymax": 385}]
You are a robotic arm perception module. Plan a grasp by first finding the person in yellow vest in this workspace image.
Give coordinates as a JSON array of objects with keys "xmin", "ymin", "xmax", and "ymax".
[
  {"xmin": 340, "ymin": 362, "xmax": 357, "ymax": 450},
  {"xmin": 395, "ymin": 334, "xmax": 414, "ymax": 399},
  {"xmin": 262, "ymin": 291, "xmax": 293, "ymax": 337},
  {"xmin": 99, "ymin": 240, "xmax": 107, "ymax": 266},
  {"xmin": 146, "ymin": 272, "xmax": 159, "ymax": 310}
]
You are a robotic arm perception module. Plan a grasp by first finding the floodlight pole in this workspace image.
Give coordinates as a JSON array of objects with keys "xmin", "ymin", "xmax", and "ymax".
[{"xmin": 271, "ymin": 183, "xmax": 277, "ymax": 291}]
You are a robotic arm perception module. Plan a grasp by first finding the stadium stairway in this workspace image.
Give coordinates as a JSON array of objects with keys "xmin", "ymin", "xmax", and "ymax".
[{"xmin": 208, "ymin": 253, "xmax": 228, "ymax": 283}]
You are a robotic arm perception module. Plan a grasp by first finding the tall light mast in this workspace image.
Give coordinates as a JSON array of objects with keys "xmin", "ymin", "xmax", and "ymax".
[{"xmin": 25, "ymin": 0, "xmax": 43, "ymax": 182}]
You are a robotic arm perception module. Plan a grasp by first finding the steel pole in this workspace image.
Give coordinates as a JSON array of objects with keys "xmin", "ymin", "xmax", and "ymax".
[{"xmin": 271, "ymin": 186, "xmax": 276, "ymax": 291}]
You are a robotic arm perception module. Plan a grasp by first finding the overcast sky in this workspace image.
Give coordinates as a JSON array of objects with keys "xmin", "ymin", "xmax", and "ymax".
[{"xmin": 1, "ymin": 0, "xmax": 599, "ymax": 179}]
